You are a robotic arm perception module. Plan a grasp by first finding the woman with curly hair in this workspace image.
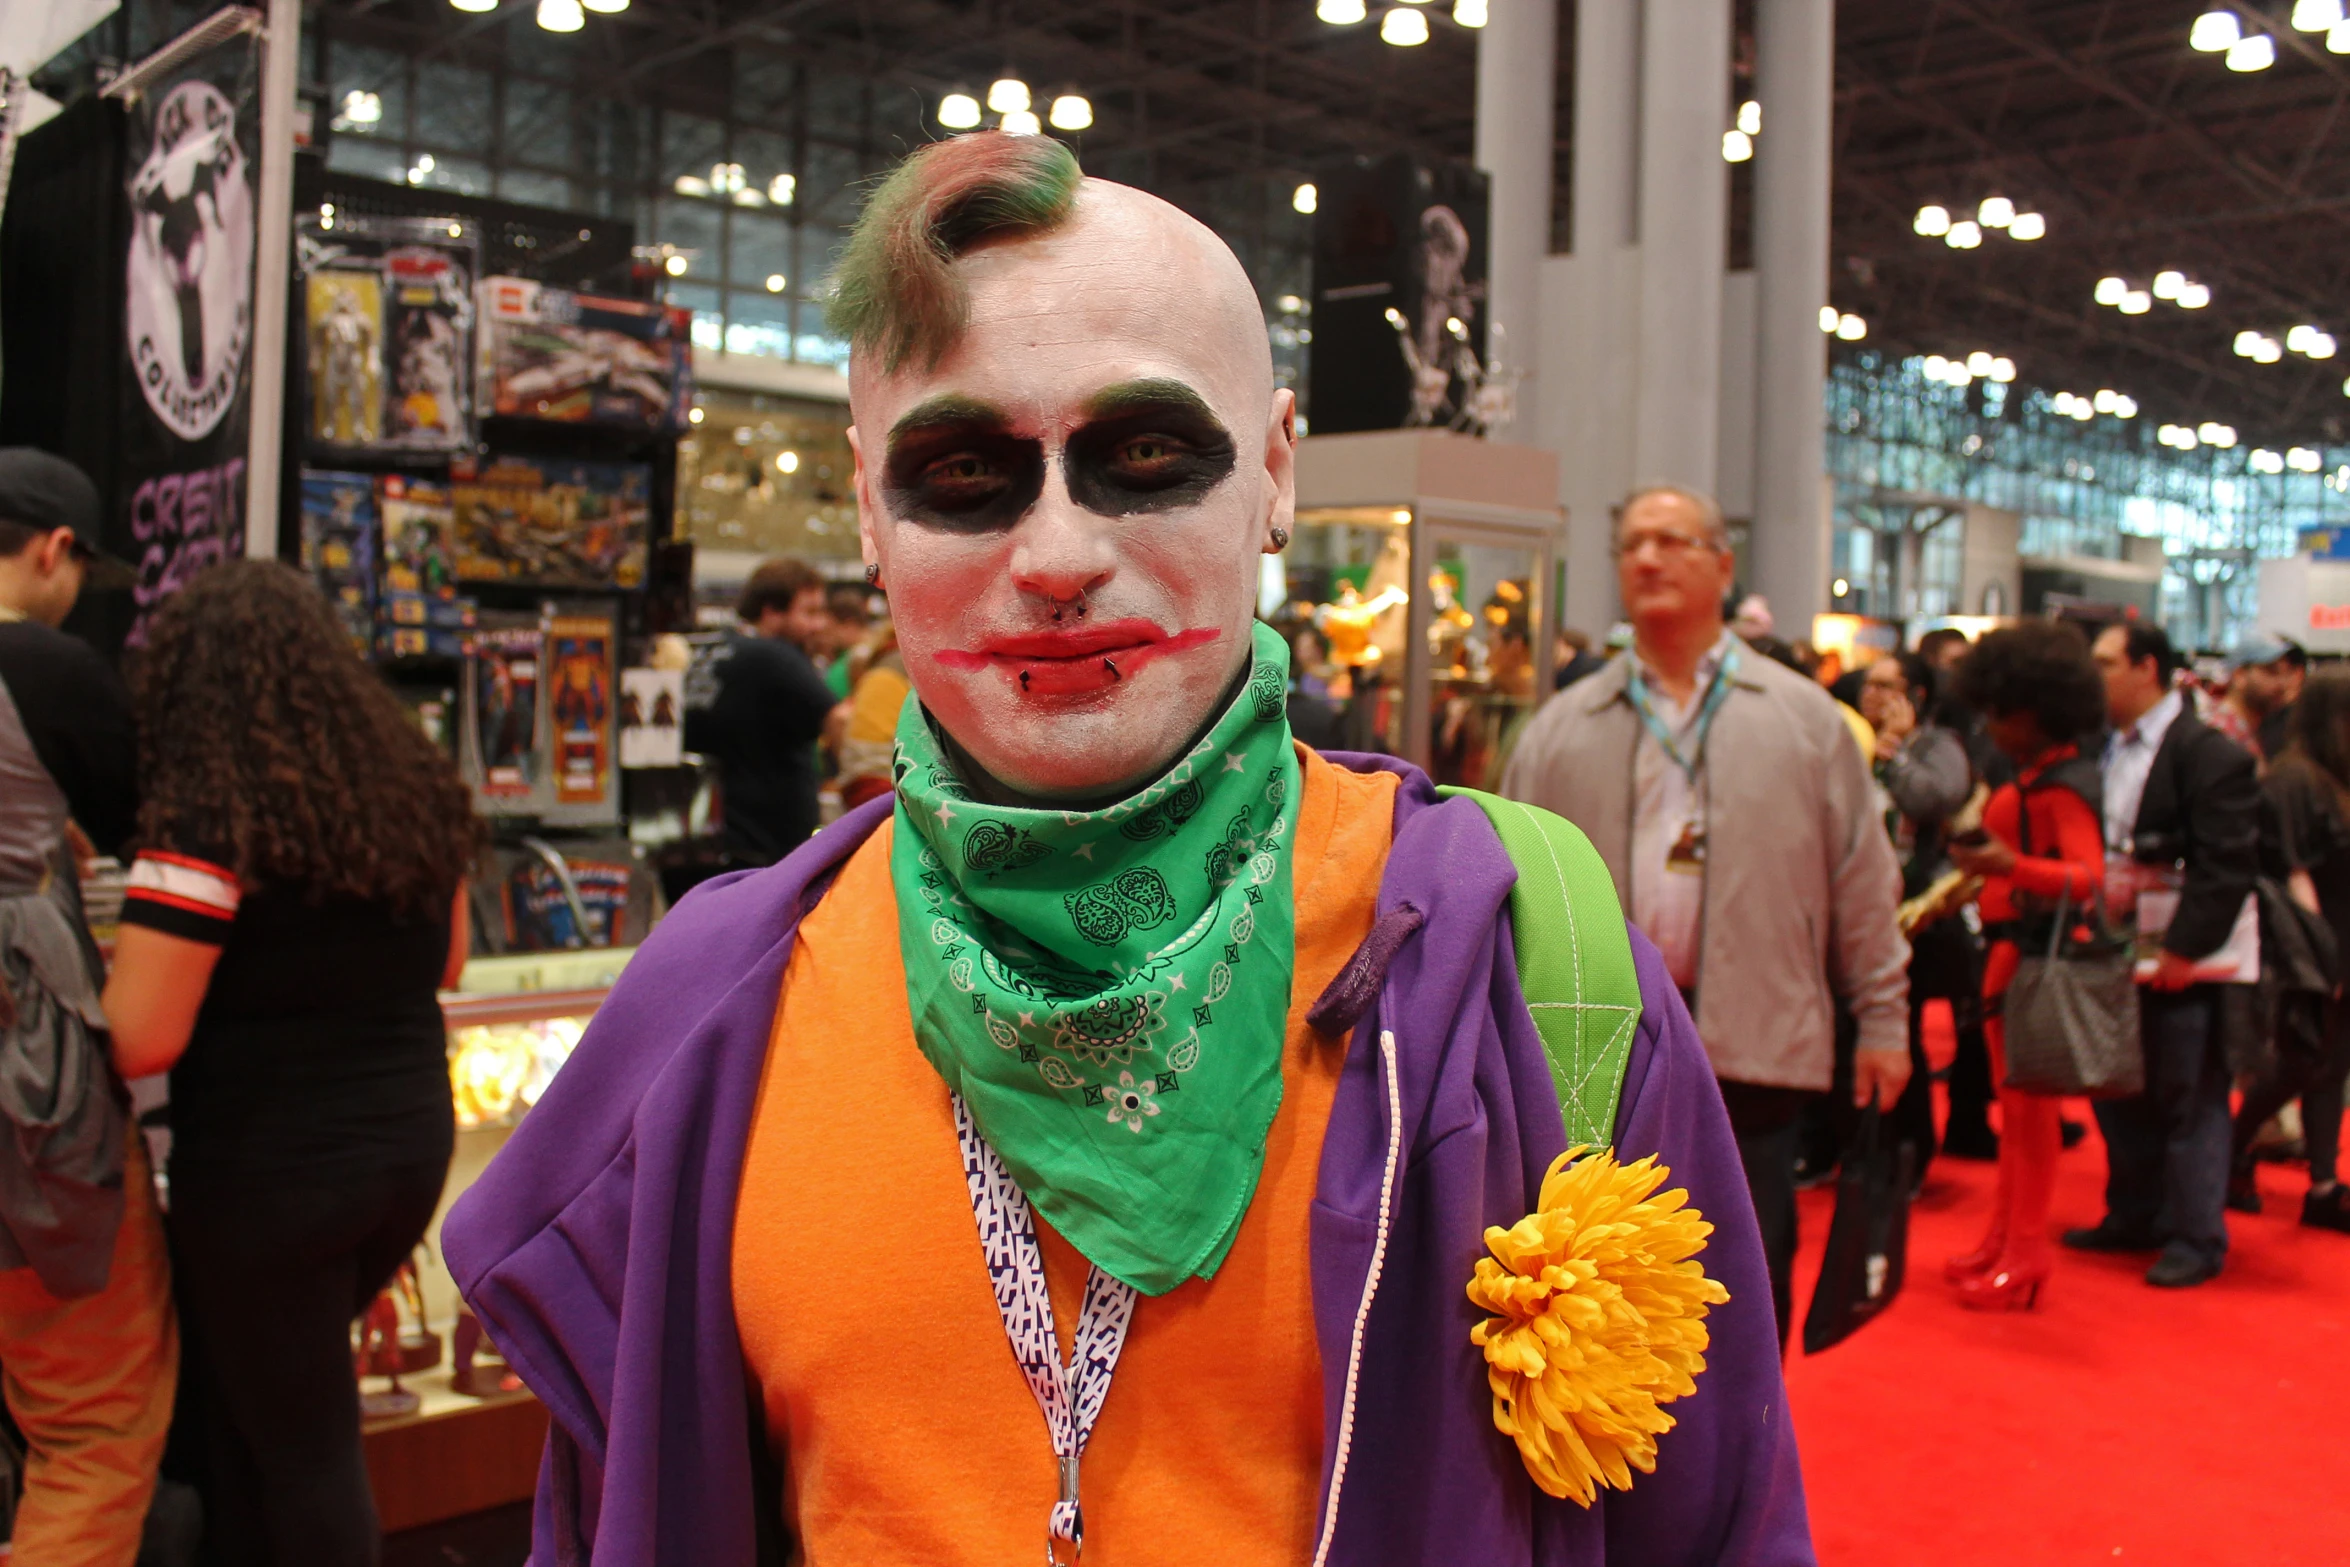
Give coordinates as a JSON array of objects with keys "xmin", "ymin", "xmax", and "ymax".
[
  {"xmin": 1943, "ymin": 620, "xmax": 2111, "ymax": 1310},
  {"xmin": 102, "ymin": 560, "xmax": 479, "ymax": 1566}
]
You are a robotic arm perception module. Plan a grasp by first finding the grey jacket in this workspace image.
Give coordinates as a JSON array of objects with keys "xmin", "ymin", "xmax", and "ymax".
[{"xmin": 1499, "ymin": 638, "xmax": 1910, "ymax": 1090}]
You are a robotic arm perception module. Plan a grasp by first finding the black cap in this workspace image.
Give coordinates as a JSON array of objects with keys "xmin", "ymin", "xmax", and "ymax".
[{"xmin": 0, "ymin": 448, "xmax": 131, "ymax": 589}]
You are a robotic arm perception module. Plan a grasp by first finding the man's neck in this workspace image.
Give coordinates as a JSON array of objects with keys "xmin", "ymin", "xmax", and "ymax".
[
  {"xmin": 1633, "ymin": 617, "xmax": 1725, "ymax": 704},
  {"xmin": 2115, "ymin": 686, "xmax": 2167, "ymax": 733},
  {"xmin": 2227, "ymin": 687, "xmax": 2270, "ymax": 725}
]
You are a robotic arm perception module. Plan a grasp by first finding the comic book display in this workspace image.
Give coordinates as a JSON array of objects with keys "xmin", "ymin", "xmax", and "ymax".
[
  {"xmin": 547, "ymin": 615, "xmax": 613, "ymax": 806},
  {"xmin": 478, "ymin": 276, "xmax": 690, "ymax": 430},
  {"xmin": 450, "ymin": 457, "xmax": 649, "ymax": 589},
  {"xmin": 298, "ymin": 470, "xmax": 377, "ymax": 653}
]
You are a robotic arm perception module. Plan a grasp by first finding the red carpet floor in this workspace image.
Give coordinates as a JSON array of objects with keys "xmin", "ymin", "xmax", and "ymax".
[{"xmin": 1783, "ymin": 1074, "xmax": 2350, "ymax": 1565}]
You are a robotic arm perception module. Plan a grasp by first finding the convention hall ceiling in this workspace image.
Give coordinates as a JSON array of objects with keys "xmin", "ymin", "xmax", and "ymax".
[{"xmin": 313, "ymin": 0, "xmax": 2350, "ymax": 446}]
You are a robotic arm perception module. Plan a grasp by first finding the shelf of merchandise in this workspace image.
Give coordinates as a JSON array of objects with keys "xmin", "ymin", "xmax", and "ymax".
[{"xmin": 357, "ymin": 944, "xmax": 638, "ymax": 1533}]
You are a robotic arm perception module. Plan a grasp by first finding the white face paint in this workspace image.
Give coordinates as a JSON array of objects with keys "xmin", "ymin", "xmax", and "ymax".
[{"xmin": 850, "ymin": 181, "xmax": 1295, "ymax": 803}]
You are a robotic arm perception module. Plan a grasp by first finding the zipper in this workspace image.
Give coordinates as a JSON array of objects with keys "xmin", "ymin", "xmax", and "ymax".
[{"xmin": 1308, "ymin": 1021, "xmax": 1404, "ymax": 1567}]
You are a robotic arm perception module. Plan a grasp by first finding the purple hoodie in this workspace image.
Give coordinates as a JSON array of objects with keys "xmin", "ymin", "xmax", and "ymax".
[{"xmin": 443, "ymin": 757, "xmax": 1814, "ymax": 1566}]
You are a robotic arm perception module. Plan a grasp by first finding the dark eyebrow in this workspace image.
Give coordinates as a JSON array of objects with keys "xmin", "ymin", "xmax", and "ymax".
[
  {"xmin": 1081, "ymin": 378, "xmax": 1221, "ymax": 424},
  {"xmin": 887, "ymin": 394, "xmax": 1011, "ymax": 444}
]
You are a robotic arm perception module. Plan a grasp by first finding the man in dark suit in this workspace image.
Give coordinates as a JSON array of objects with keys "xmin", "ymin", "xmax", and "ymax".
[{"xmin": 2072, "ymin": 621, "xmax": 2260, "ymax": 1287}]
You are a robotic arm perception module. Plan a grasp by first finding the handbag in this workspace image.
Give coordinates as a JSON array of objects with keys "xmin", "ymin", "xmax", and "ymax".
[
  {"xmin": 1801, "ymin": 1102, "xmax": 1912, "ymax": 1355},
  {"xmin": 2000, "ymin": 777, "xmax": 2144, "ymax": 1098}
]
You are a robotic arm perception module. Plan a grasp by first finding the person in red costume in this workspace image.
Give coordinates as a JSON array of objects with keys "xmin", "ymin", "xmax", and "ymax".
[{"xmin": 1943, "ymin": 622, "xmax": 2112, "ymax": 1311}]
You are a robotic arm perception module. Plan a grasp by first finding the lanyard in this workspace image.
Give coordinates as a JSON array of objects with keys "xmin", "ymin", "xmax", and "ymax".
[
  {"xmin": 1625, "ymin": 645, "xmax": 1738, "ymax": 781},
  {"xmin": 954, "ymin": 1094, "xmax": 1139, "ymax": 1566}
]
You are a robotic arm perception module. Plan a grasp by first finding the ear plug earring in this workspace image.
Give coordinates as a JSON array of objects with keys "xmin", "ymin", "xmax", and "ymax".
[
  {"xmin": 863, "ymin": 564, "xmax": 881, "ymax": 586},
  {"xmin": 1269, "ymin": 526, "xmax": 1290, "ymax": 550}
]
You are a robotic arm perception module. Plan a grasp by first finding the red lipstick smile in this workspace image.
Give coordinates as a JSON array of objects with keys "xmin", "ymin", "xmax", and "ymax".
[{"xmin": 934, "ymin": 622, "xmax": 1223, "ymax": 697}]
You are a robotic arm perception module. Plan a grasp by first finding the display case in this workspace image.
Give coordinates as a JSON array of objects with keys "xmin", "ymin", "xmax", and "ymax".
[
  {"xmin": 359, "ymin": 946, "xmax": 634, "ymax": 1533},
  {"xmin": 1283, "ymin": 430, "xmax": 1561, "ymax": 785}
]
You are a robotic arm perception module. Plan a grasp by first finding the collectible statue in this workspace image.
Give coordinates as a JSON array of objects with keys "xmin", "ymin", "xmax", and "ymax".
[{"xmin": 446, "ymin": 131, "xmax": 1813, "ymax": 1567}]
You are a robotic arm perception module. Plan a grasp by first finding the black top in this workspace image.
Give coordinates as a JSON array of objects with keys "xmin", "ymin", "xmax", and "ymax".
[
  {"xmin": 2129, "ymin": 711, "xmax": 2262, "ymax": 962},
  {"xmin": 2261, "ymin": 699, "xmax": 2296, "ymax": 767},
  {"xmin": 683, "ymin": 627, "xmax": 835, "ymax": 867},
  {"xmin": 0, "ymin": 619, "xmax": 137, "ymax": 854},
  {"xmin": 118, "ymin": 845, "xmax": 454, "ymax": 1182},
  {"xmin": 2264, "ymin": 757, "xmax": 2350, "ymax": 958}
]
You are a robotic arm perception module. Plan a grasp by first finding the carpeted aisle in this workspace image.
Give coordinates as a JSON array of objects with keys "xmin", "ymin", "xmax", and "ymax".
[{"xmin": 1781, "ymin": 1102, "xmax": 2350, "ymax": 1566}]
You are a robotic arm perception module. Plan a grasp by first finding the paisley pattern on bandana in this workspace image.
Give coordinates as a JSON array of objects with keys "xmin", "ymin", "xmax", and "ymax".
[{"xmin": 890, "ymin": 620, "xmax": 1302, "ymax": 1296}]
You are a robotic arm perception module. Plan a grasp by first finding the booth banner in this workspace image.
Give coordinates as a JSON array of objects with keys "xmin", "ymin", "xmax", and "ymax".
[{"xmin": 119, "ymin": 35, "xmax": 260, "ymax": 646}]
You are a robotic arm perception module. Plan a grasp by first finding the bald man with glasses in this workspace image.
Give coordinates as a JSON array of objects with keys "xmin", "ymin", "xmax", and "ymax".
[{"xmin": 1503, "ymin": 484, "xmax": 1911, "ymax": 1347}]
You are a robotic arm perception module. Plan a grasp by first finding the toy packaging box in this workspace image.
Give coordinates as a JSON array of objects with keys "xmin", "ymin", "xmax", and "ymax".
[
  {"xmin": 478, "ymin": 276, "xmax": 691, "ymax": 430},
  {"xmin": 299, "ymin": 469, "xmax": 378, "ymax": 653},
  {"xmin": 450, "ymin": 456, "xmax": 650, "ymax": 589}
]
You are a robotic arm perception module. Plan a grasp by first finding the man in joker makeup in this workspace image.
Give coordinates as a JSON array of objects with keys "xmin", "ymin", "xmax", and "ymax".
[{"xmin": 445, "ymin": 133, "xmax": 1815, "ymax": 1567}]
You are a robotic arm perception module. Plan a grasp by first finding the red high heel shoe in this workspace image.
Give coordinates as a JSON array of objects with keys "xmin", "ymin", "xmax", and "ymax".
[
  {"xmin": 1943, "ymin": 1229, "xmax": 2006, "ymax": 1285},
  {"xmin": 1953, "ymin": 1260, "xmax": 2047, "ymax": 1312}
]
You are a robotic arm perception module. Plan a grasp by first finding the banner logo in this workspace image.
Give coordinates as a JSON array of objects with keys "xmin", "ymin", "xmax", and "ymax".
[{"xmin": 126, "ymin": 81, "xmax": 254, "ymax": 440}]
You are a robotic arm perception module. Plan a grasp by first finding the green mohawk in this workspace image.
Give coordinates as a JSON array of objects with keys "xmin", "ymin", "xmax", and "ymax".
[{"xmin": 826, "ymin": 131, "xmax": 1083, "ymax": 373}]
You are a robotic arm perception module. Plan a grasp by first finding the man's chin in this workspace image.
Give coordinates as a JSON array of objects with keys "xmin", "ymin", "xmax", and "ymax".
[{"xmin": 942, "ymin": 701, "xmax": 1195, "ymax": 807}]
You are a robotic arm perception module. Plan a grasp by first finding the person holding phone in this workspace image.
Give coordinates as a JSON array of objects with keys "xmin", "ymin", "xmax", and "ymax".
[{"xmin": 1944, "ymin": 623, "xmax": 2109, "ymax": 1311}]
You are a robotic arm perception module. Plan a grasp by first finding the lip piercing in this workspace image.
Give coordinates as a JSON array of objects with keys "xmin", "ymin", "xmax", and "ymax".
[
  {"xmin": 1270, "ymin": 526, "xmax": 1290, "ymax": 550},
  {"xmin": 1020, "ymin": 670, "xmax": 1032, "ymax": 691},
  {"xmin": 1103, "ymin": 658, "xmax": 1121, "ymax": 681}
]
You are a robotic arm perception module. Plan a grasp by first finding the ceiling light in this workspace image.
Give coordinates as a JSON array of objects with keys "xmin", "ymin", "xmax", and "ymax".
[
  {"xmin": 2178, "ymin": 283, "xmax": 2212, "ymax": 308},
  {"xmin": 710, "ymin": 162, "xmax": 744, "ymax": 194},
  {"xmin": 1913, "ymin": 204, "xmax": 1951, "ymax": 237},
  {"xmin": 765, "ymin": 274, "xmax": 786, "ymax": 293},
  {"xmin": 663, "ymin": 254, "xmax": 687, "ymax": 277},
  {"xmin": 2153, "ymin": 270, "xmax": 2186, "ymax": 300},
  {"xmin": 1977, "ymin": 195, "xmax": 2015, "ymax": 228},
  {"xmin": 1049, "ymin": 94, "xmax": 1093, "ymax": 131},
  {"xmin": 1722, "ymin": 130, "xmax": 1754, "ymax": 163},
  {"xmin": 535, "ymin": 0, "xmax": 583, "ymax": 31},
  {"xmin": 2071, "ymin": 399, "xmax": 2095, "ymax": 421},
  {"xmin": 2235, "ymin": 329, "xmax": 2263, "ymax": 357},
  {"xmin": 2291, "ymin": 446, "xmax": 2324, "ymax": 470},
  {"xmin": 2117, "ymin": 395, "xmax": 2138, "ymax": 417},
  {"xmin": 687, "ymin": 406, "xmax": 704, "ymax": 424},
  {"xmin": 2201, "ymin": 421, "xmax": 2239, "ymax": 447},
  {"xmin": 988, "ymin": 78, "xmax": 1031, "ymax": 114},
  {"xmin": 1991, "ymin": 357, "xmax": 2017, "ymax": 383},
  {"xmin": 732, "ymin": 189, "xmax": 765, "ymax": 207},
  {"xmin": 2007, "ymin": 211, "xmax": 2046, "ymax": 241},
  {"xmin": 768, "ymin": 174, "xmax": 795, "ymax": 205},
  {"xmin": 1293, "ymin": 182, "xmax": 1319, "ymax": 215},
  {"xmin": 1836, "ymin": 313, "xmax": 1867, "ymax": 341},
  {"xmin": 2053, "ymin": 391, "xmax": 2077, "ymax": 414},
  {"xmin": 2227, "ymin": 33, "xmax": 2276, "ymax": 69},
  {"xmin": 2332, "ymin": 19, "xmax": 2350, "ymax": 50},
  {"xmin": 2120, "ymin": 291, "xmax": 2151, "ymax": 314},
  {"xmin": 2191, "ymin": 9, "xmax": 2243, "ymax": 50},
  {"xmin": 1000, "ymin": 109, "xmax": 1041, "ymax": 136},
  {"xmin": 1967, "ymin": 350, "xmax": 1996, "ymax": 377},
  {"xmin": 2095, "ymin": 276, "xmax": 2128, "ymax": 306},
  {"xmin": 2252, "ymin": 448, "xmax": 2285, "ymax": 473},
  {"xmin": 1278, "ymin": 294, "xmax": 1305, "ymax": 313},
  {"xmin": 1820, "ymin": 305, "xmax": 1840, "ymax": 333},
  {"xmin": 1452, "ymin": 0, "xmax": 1488, "ymax": 25},
  {"xmin": 939, "ymin": 93, "xmax": 982, "ymax": 129},
  {"xmin": 2293, "ymin": 0, "xmax": 2344, "ymax": 29},
  {"xmin": 776, "ymin": 451, "xmax": 800, "ymax": 474},
  {"xmin": 2093, "ymin": 388, "xmax": 2118, "ymax": 413},
  {"xmin": 1737, "ymin": 100, "xmax": 1762, "ymax": 136},
  {"xmin": 450, "ymin": 0, "xmax": 496, "ymax": 12},
  {"xmin": 2310, "ymin": 332, "xmax": 2339, "ymax": 359},
  {"xmin": 341, "ymin": 89, "xmax": 382, "ymax": 124},
  {"xmin": 1317, "ymin": 0, "xmax": 1369, "ymax": 20},
  {"xmin": 1923, "ymin": 355, "xmax": 1950, "ymax": 379},
  {"xmin": 1381, "ymin": 8, "xmax": 1431, "ymax": 44},
  {"xmin": 1946, "ymin": 220, "xmax": 1983, "ymax": 249},
  {"xmin": 2255, "ymin": 337, "xmax": 2284, "ymax": 363},
  {"xmin": 581, "ymin": 0, "xmax": 625, "ymax": 13}
]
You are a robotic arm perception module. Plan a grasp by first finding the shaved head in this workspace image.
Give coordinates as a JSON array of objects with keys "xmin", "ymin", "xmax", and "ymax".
[{"xmin": 840, "ymin": 147, "xmax": 1295, "ymax": 805}]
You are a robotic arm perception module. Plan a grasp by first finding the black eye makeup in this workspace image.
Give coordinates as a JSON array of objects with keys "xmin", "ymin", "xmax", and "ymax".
[
  {"xmin": 883, "ymin": 395, "xmax": 1044, "ymax": 532},
  {"xmin": 1063, "ymin": 379, "xmax": 1237, "ymax": 517}
]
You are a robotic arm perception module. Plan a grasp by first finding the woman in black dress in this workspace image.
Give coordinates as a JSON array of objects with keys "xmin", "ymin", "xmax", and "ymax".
[{"xmin": 103, "ymin": 560, "xmax": 480, "ymax": 1566}]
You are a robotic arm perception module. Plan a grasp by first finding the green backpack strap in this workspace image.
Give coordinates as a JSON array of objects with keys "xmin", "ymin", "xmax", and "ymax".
[{"xmin": 1437, "ymin": 787, "xmax": 1643, "ymax": 1150}]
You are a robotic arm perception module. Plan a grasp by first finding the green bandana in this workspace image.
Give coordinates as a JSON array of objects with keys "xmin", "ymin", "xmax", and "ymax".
[{"xmin": 890, "ymin": 621, "xmax": 1302, "ymax": 1296}]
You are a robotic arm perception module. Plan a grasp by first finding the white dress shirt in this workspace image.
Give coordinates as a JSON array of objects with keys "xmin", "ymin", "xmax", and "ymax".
[{"xmin": 2102, "ymin": 687, "xmax": 2182, "ymax": 853}]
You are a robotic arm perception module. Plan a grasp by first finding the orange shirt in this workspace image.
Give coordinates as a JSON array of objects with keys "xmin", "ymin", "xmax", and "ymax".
[{"xmin": 732, "ymin": 747, "xmax": 1398, "ymax": 1567}]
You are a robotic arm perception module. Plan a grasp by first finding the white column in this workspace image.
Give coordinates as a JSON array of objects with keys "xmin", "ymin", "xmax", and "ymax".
[
  {"xmin": 1631, "ymin": 0, "xmax": 1729, "ymax": 493},
  {"xmin": 1473, "ymin": 0, "xmax": 1556, "ymax": 444},
  {"xmin": 1553, "ymin": 0, "xmax": 1639, "ymax": 639},
  {"xmin": 244, "ymin": 0, "xmax": 301, "ymax": 561},
  {"xmin": 1749, "ymin": 0, "xmax": 1834, "ymax": 626}
]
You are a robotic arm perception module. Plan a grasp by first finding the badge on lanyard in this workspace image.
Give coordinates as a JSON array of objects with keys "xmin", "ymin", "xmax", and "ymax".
[{"xmin": 1666, "ymin": 816, "xmax": 1707, "ymax": 874}]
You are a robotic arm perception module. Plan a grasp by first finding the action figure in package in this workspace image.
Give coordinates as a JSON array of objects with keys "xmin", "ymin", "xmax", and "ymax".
[
  {"xmin": 307, "ymin": 270, "xmax": 383, "ymax": 446},
  {"xmin": 450, "ymin": 457, "xmax": 649, "ymax": 589},
  {"xmin": 473, "ymin": 626, "xmax": 541, "ymax": 798},
  {"xmin": 548, "ymin": 616, "xmax": 612, "ymax": 806},
  {"xmin": 479, "ymin": 276, "xmax": 690, "ymax": 429},
  {"xmin": 384, "ymin": 245, "xmax": 473, "ymax": 450},
  {"xmin": 297, "ymin": 469, "xmax": 377, "ymax": 653}
]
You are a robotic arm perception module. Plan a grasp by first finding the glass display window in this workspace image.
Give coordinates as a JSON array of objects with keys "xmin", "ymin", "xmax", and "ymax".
[{"xmin": 676, "ymin": 388, "xmax": 858, "ymax": 561}]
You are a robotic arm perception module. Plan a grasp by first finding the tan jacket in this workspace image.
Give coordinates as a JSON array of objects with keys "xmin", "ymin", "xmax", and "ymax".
[{"xmin": 1500, "ymin": 637, "xmax": 1909, "ymax": 1090}]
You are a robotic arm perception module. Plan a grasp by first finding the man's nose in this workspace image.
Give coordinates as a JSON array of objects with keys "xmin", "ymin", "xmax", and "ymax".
[{"xmin": 1009, "ymin": 460, "xmax": 1114, "ymax": 610}]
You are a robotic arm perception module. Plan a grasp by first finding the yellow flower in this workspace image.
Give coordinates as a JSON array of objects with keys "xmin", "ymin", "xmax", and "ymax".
[{"xmin": 1467, "ymin": 1146, "xmax": 1730, "ymax": 1506}]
